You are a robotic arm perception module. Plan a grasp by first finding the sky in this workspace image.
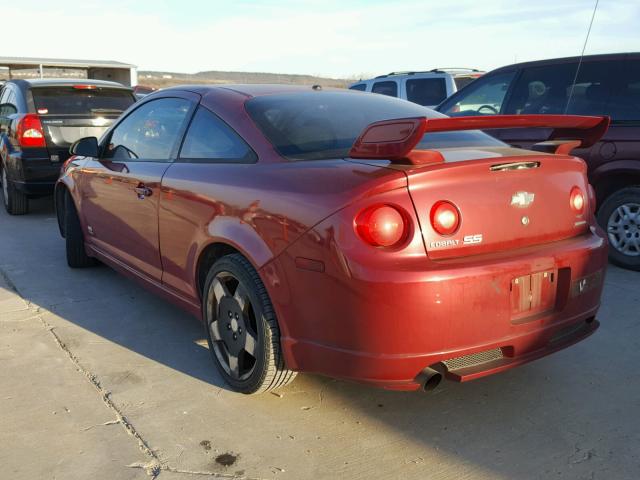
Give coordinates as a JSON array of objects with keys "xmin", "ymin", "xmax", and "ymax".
[{"xmin": 3, "ymin": 0, "xmax": 639, "ymax": 79}]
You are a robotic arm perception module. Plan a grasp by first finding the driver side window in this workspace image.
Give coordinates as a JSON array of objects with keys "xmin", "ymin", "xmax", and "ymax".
[
  {"xmin": 104, "ymin": 97, "xmax": 191, "ymax": 161},
  {"xmin": 441, "ymin": 71, "xmax": 515, "ymax": 116}
]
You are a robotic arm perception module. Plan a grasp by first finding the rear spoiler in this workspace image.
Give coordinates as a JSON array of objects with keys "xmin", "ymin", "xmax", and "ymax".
[{"xmin": 349, "ymin": 114, "xmax": 610, "ymax": 165}]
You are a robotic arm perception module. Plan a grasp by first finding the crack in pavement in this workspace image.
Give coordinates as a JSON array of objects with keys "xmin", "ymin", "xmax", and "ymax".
[
  {"xmin": 1, "ymin": 265, "xmax": 262, "ymax": 480},
  {"xmin": 128, "ymin": 462, "xmax": 268, "ymax": 479}
]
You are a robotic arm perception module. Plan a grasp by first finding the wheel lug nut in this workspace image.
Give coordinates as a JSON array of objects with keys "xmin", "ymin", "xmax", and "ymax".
[
  {"xmin": 233, "ymin": 333, "xmax": 237, "ymax": 340},
  {"xmin": 228, "ymin": 311, "xmax": 232, "ymax": 318},
  {"xmin": 235, "ymin": 313, "xmax": 239, "ymax": 320},
  {"xmin": 227, "ymin": 323, "xmax": 231, "ymax": 330},
  {"xmin": 239, "ymin": 327, "xmax": 243, "ymax": 334}
]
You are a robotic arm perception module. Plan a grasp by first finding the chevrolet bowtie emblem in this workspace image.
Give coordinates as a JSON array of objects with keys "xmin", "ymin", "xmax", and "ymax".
[{"xmin": 511, "ymin": 191, "xmax": 535, "ymax": 207}]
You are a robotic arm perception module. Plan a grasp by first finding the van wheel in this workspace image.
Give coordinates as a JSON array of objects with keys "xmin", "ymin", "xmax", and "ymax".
[
  {"xmin": 1, "ymin": 164, "xmax": 28, "ymax": 215},
  {"xmin": 203, "ymin": 254, "xmax": 296, "ymax": 394},
  {"xmin": 597, "ymin": 187, "xmax": 640, "ymax": 271},
  {"xmin": 64, "ymin": 192, "xmax": 97, "ymax": 268}
]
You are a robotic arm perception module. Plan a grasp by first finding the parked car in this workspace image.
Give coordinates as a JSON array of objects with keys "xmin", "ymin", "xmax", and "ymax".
[
  {"xmin": 0, "ymin": 79, "xmax": 136, "ymax": 214},
  {"xmin": 437, "ymin": 53, "xmax": 640, "ymax": 270},
  {"xmin": 56, "ymin": 85, "xmax": 607, "ymax": 394},
  {"xmin": 348, "ymin": 68, "xmax": 484, "ymax": 108}
]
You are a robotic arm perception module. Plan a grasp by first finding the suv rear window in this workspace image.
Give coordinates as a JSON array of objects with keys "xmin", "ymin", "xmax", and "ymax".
[
  {"xmin": 406, "ymin": 78, "xmax": 447, "ymax": 106},
  {"xmin": 246, "ymin": 91, "xmax": 504, "ymax": 161},
  {"xmin": 349, "ymin": 84, "xmax": 367, "ymax": 91},
  {"xmin": 31, "ymin": 87, "xmax": 135, "ymax": 115}
]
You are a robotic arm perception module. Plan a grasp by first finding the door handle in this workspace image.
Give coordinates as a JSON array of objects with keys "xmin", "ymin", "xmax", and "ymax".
[{"xmin": 134, "ymin": 183, "xmax": 153, "ymax": 199}]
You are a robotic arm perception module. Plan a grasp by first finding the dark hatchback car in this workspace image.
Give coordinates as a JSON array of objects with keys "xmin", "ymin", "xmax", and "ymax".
[
  {"xmin": 438, "ymin": 53, "xmax": 640, "ymax": 270},
  {"xmin": 0, "ymin": 79, "xmax": 136, "ymax": 214}
]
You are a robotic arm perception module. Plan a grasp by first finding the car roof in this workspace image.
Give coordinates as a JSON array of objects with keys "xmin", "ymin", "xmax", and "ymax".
[
  {"xmin": 491, "ymin": 52, "xmax": 640, "ymax": 73},
  {"xmin": 160, "ymin": 83, "xmax": 342, "ymax": 98},
  {"xmin": 7, "ymin": 78, "xmax": 132, "ymax": 90}
]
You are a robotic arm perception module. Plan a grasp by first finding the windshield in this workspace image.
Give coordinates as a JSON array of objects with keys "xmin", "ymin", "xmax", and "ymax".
[
  {"xmin": 246, "ymin": 91, "xmax": 504, "ymax": 161},
  {"xmin": 31, "ymin": 87, "xmax": 136, "ymax": 115}
]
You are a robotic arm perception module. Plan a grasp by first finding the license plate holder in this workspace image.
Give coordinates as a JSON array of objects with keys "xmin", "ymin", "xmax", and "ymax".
[{"xmin": 511, "ymin": 270, "xmax": 557, "ymax": 321}]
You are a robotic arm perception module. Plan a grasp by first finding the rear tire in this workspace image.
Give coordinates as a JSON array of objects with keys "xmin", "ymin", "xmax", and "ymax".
[
  {"xmin": 64, "ymin": 192, "xmax": 97, "ymax": 268},
  {"xmin": 203, "ymin": 254, "xmax": 296, "ymax": 394},
  {"xmin": 1, "ymin": 164, "xmax": 29, "ymax": 215},
  {"xmin": 597, "ymin": 186, "xmax": 640, "ymax": 271}
]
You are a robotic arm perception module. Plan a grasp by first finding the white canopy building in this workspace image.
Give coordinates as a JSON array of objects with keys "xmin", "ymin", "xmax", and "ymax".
[{"xmin": 0, "ymin": 57, "xmax": 137, "ymax": 86}]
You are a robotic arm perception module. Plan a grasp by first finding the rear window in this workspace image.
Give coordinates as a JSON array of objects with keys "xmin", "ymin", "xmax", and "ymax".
[
  {"xmin": 31, "ymin": 87, "xmax": 135, "ymax": 115},
  {"xmin": 349, "ymin": 84, "xmax": 367, "ymax": 91},
  {"xmin": 245, "ymin": 91, "xmax": 504, "ymax": 161},
  {"xmin": 406, "ymin": 78, "xmax": 447, "ymax": 106}
]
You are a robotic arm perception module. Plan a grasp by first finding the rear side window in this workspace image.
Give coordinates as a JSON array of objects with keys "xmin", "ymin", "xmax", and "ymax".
[
  {"xmin": 505, "ymin": 61, "xmax": 619, "ymax": 117},
  {"xmin": 0, "ymin": 87, "xmax": 18, "ymax": 115},
  {"xmin": 371, "ymin": 81, "xmax": 398, "ymax": 97},
  {"xmin": 406, "ymin": 78, "xmax": 447, "ymax": 106},
  {"xmin": 349, "ymin": 84, "xmax": 367, "ymax": 91},
  {"xmin": 246, "ymin": 91, "xmax": 504, "ymax": 161},
  {"xmin": 31, "ymin": 87, "xmax": 135, "ymax": 115},
  {"xmin": 439, "ymin": 71, "xmax": 515, "ymax": 116},
  {"xmin": 179, "ymin": 106, "xmax": 256, "ymax": 163}
]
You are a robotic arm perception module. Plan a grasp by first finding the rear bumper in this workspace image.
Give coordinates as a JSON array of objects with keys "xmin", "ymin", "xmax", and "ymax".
[
  {"xmin": 3, "ymin": 149, "xmax": 60, "ymax": 196},
  {"xmin": 13, "ymin": 179, "xmax": 57, "ymax": 196},
  {"xmin": 285, "ymin": 313, "xmax": 599, "ymax": 390},
  {"xmin": 274, "ymin": 227, "xmax": 608, "ymax": 390}
]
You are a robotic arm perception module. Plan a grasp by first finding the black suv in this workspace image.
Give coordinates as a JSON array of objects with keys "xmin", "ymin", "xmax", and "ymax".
[
  {"xmin": 438, "ymin": 53, "xmax": 640, "ymax": 271},
  {"xmin": 0, "ymin": 79, "xmax": 136, "ymax": 214}
]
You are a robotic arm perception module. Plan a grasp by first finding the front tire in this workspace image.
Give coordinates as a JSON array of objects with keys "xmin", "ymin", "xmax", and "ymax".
[
  {"xmin": 203, "ymin": 254, "xmax": 296, "ymax": 394},
  {"xmin": 1, "ymin": 164, "xmax": 28, "ymax": 215},
  {"xmin": 597, "ymin": 186, "xmax": 640, "ymax": 271},
  {"xmin": 64, "ymin": 192, "xmax": 97, "ymax": 268}
]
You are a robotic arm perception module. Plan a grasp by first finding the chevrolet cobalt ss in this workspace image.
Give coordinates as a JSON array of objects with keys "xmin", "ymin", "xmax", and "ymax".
[{"xmin": 55, "ymin": 85, "xmax": 608, "ymax": 394}]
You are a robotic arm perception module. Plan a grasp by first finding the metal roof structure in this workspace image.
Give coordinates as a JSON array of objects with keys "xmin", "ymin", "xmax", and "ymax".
[
  {"xmin": 0, "ymin": 56, "xmax": 136, "ymax": 69},
  {"xmin": 0, "ymin": 57, "xmax": 138, "ymax": 86}
]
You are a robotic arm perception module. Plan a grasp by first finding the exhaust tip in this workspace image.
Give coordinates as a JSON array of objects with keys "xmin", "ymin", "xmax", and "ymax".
[{"xmin": 417, "ymin": 366, "xmax": 443, "ymax": 392}]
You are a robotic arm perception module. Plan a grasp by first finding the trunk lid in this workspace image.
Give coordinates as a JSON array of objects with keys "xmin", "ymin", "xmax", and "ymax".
[
  {"xmin": 30, "ymin": 86, "xmax": 135, "ymax": 162},
  {"xmin": 39, "ymin": 115, "xmax": 118, "ymax": 161},
  {"xmin": 404, "ymin": 147, "xmax": 592, "ymax": 259}
]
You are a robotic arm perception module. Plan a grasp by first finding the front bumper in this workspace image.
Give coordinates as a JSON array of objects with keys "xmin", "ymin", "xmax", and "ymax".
[{"xmin": 270, "ymin": 227, "xmax": 608, "ymax": 390}]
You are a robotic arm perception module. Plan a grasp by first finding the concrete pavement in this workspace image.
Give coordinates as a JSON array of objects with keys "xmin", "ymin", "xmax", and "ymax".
[{"xmin": 0, "ymin": 197, "xmax": 639, "ymax": 479}]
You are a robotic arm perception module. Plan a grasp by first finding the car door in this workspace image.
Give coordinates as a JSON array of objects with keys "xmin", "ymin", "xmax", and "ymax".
[
  {"xmin": 78, "ymin": 94, "xmax": 197, "ymax": 281},
  {"xmin": 437, "ymin": 69, "xmax": 517, "ymax": 117},
  {"xmin": 158, "ymin": 105, "xmax": 258, "ymax": 301},
  {"xmin": 590, "ymin": 56, "xmax": 640, "ymax": 176}
]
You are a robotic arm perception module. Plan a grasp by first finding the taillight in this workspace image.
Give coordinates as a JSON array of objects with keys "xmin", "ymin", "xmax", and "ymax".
[
  {"xmin": 355, "ymin": 205, "xmax": 407, "ymax": 247},
  {"xmin": 73, "ymin": 84, "xmax": 97, "ymax": 90},
  {"xmin": 570, "ymin": 187, "xmax": 585, "ymax": 214},
  {"xmin": 430, "ymin": 201, "xmax": 460, "ymax": 236},
  {"xmin": 17, "ymin": 114, "xmax": 46, "ymax": 148}
]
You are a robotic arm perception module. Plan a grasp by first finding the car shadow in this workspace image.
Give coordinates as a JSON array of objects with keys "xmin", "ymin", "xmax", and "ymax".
[{"xmin": 3, "ymin": 197, "xmax": 638, "ymax": 479}]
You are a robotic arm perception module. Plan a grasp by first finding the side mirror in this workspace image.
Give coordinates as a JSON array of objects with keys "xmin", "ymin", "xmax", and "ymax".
[{"xmin": 70, "ymin": 136, "xmax": 99, "ymax": 157}]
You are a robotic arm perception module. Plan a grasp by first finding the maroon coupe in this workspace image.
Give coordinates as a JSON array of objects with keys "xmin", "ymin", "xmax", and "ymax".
[{"xmin": 56, "ymin": 85, "xmax": 608, "ymax": 394}]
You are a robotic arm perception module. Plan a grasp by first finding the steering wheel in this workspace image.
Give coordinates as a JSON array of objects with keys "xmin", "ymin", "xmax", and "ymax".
[{"xmin": 477, "ymin": 104, "xmax": 499, "ymax": 115}]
